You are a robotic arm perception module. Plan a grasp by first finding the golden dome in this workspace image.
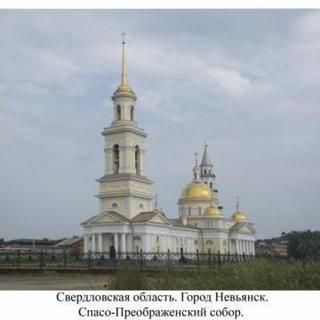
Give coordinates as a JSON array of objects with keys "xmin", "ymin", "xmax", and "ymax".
[
  {"xmin": 180, "ymin": 181, "xmax": 212, "ymax": 200},
  {"xmin": 232, "ymin": 211, "xmax": 247, "ymax": 222},
  {"xmin": 204, "ymin": 206, "xmax": 221, "ymax": 217},
  {"xmin": 114, "ymin": 83, "xmax": 135, "ymax": 94}
]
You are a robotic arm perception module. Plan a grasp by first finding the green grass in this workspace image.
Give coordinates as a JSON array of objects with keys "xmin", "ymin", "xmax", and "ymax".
[{"xmin": 109, "ymin": 259, "xmax": 320, "ymax": 290}]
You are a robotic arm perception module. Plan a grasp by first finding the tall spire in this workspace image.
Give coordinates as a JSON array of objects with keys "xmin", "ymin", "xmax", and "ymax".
[
  {"xmin": 121, "ymin": 32, "xmax": 128, "ymax": 86},
  {"xmin": 112, "ymin": 33, "xmax": 136, "ymax": 100},
  {"xmin": 201, "ymin": 143, "xmax": 212, "ymax": 166}
]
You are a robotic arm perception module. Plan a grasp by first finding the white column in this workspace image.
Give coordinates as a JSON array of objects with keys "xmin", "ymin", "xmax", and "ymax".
[
  {"xmin": 98, "ymin": 233, "xmax": 103, "ymax": 253},
  {"xmin": 125, "ymin": 233, "xmax": 129, "ymax": 253},
  {"xmin": 91, "ymin": 234, "xmax": 96, "ymax": 253},
  {"xmin": 114, "ymin": 233, "xmax": 119, "ymax": 253},
  {"xmin": 236, "ymin": 240, "xmax": 240, "ymax": 254},
  {"xmin": 121, "ymin": 233, "xmax": 126, "ymax": 253},
  {"xmin": 84, "ymin": 235, "xmax": 89, "ymax": 253},
  {"xmin": 142, "ymin": 234, "xmax": 149, "ymax": 252}
]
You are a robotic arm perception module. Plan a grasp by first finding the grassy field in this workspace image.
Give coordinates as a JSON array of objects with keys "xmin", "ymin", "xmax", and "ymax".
[
  {"xmin": 1, "ymin": 259, "xmax": 319, "ymax": 290},
  {"xmin": 110, "ymin": 259, "xmax": 320, "ymax": 290}
]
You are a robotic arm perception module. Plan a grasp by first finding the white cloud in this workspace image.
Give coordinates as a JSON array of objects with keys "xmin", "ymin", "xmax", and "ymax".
[
  {"xmin": 289, "ymin": 12, "xmax": 320, "ymax": 85},
  {"xmin": 207, "ymin": 65, "xmax": 251, "ymax": 96}
]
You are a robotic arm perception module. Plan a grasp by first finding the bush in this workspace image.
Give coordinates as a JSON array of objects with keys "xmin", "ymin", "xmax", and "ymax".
[
  {"xmin": 110, "ymin": 268, "xmax": 147, "ymax": 290},
  {"xmin": 109, "ymin": 260, "xmax": 320, "ymax": 290}
]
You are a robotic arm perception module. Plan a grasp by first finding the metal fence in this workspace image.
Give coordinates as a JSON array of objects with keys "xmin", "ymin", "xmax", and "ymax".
[{"xmin": 0, "ymin": 249, "xmax": 281, "ymax": 271}]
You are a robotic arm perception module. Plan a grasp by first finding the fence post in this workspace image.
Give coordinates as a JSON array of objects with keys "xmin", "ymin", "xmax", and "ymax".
[
  {"xmin": 39, "ymin": 251, "xmax": 44, "ymax": 270},
  {"xmin": 208, "ymin": 249, "xmax": 211, "ymax": 268},
  {"xmin": 218, "ymin": 250, "xmax": 221, "ymax": 268},
  {"xmin": 242, "ymin": 252, "xmax": 246, "ymax": 262},
  {"xmin": 17, "ymin": 250, "xmax": 21, "ymax": 270},
  {"xmin": 167, "ymin": 249, "xmax": 171, "ymax": 271},
  {"xmin": 180, "ymin": 247, "xmax": 184, "ymax": 263},
  {"xmin": 88, "ymin": 250, "xmax": 91, "ymax": 270},
  {"xmin": 227, "ymin": 250, "xmax": 230, "ymax": 262},
  {"xmin": 63, "ymin": 249, "xmax": 67, "ymax": 270},
  {"xmin": 196, "ymin": 249, "xmax": 200, "ymax": 269},
  {"xmin": 139, "ymin": 249, "xmax": 143, "ymax": 271}
]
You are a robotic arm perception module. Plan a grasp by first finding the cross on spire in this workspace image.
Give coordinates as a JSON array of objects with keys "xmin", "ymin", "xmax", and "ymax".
[
  {"xmin": 194, "ymin": 151, "xmax": 199, "ymax": 165},
  {"xmin": 121, "ymin": 32, "xmax": 126, "ymax": 45},
  {"xmin": 236, "ymin": 196, "xmax": 240, "ymax": 212}
]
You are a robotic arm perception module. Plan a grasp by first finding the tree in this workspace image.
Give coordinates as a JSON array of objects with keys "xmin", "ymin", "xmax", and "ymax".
[{"xmin": 287, "ymin": 230, "xmax": 320, "ymax": 260}]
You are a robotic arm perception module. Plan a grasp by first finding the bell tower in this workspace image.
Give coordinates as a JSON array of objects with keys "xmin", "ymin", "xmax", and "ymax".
[
  {"xmin": 97, "ymin": 35, "xmax": 153, "ymax": 219},
  {"xmin": 200, "ymin": 144, "xmax": 216, "ymax": 189},
  {"xmin": 199, "ymin": 143, "xmax": 221, "ymax": 208}
]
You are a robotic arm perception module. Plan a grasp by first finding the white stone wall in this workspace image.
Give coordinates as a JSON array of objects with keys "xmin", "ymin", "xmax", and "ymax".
[{"xmin": 178, "ymin": 199, "xmax": 212, "ymax": 218}]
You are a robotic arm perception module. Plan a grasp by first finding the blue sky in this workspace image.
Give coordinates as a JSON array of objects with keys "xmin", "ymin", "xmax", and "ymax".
[{"xmin": 1, "ymin": 10, "xmax": 320, "ymax": 240}]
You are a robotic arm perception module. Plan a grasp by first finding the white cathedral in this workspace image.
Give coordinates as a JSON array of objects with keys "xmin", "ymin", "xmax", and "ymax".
[{"xmin": 81, "ymin": 40, "xmax": 256, "ymax": 256}]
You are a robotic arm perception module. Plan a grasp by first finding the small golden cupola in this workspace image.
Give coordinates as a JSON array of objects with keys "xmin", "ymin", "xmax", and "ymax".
[
  {"xmin": 204, "ymin": 206, "xmax": 222, "ymax": 217},
  {"xmin": 231, "ymin": 197, "xmax": 248, "ymax": 222}
]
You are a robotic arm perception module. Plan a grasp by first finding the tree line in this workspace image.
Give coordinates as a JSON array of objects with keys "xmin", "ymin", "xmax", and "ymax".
[{"xmin": 283, "ymin": 230, "xmax": 320, "ymax": 260}]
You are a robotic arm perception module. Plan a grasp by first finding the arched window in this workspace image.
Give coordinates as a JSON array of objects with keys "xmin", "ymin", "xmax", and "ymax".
[
  {"xmin": 209, "ymin": 182, "xmax": 213, "ymax": 189},
  {"xmin": 130, "ymin": 106, "xmax": 134, "ymax": 121},
  {"xmin": 113, "ymin": 144, "xmax": 120, "ymax": 174},
  {"xmin": 117, "ymin": 105, "xmax": 121, "ymax": 120},
  {"xmin": 188, "ymin": 207, "xmax": 191, "ymax": 215},
  {"xmin": 135, "ymin": 145, "xmax": 140, "ymax": 174},
  {"xmin": 204, "ymin": 169, "xmax": 207, "ymax": 174},
  {"xmin": 198, "ymin": 207, "xmax": 202, "ymax": 215}
]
